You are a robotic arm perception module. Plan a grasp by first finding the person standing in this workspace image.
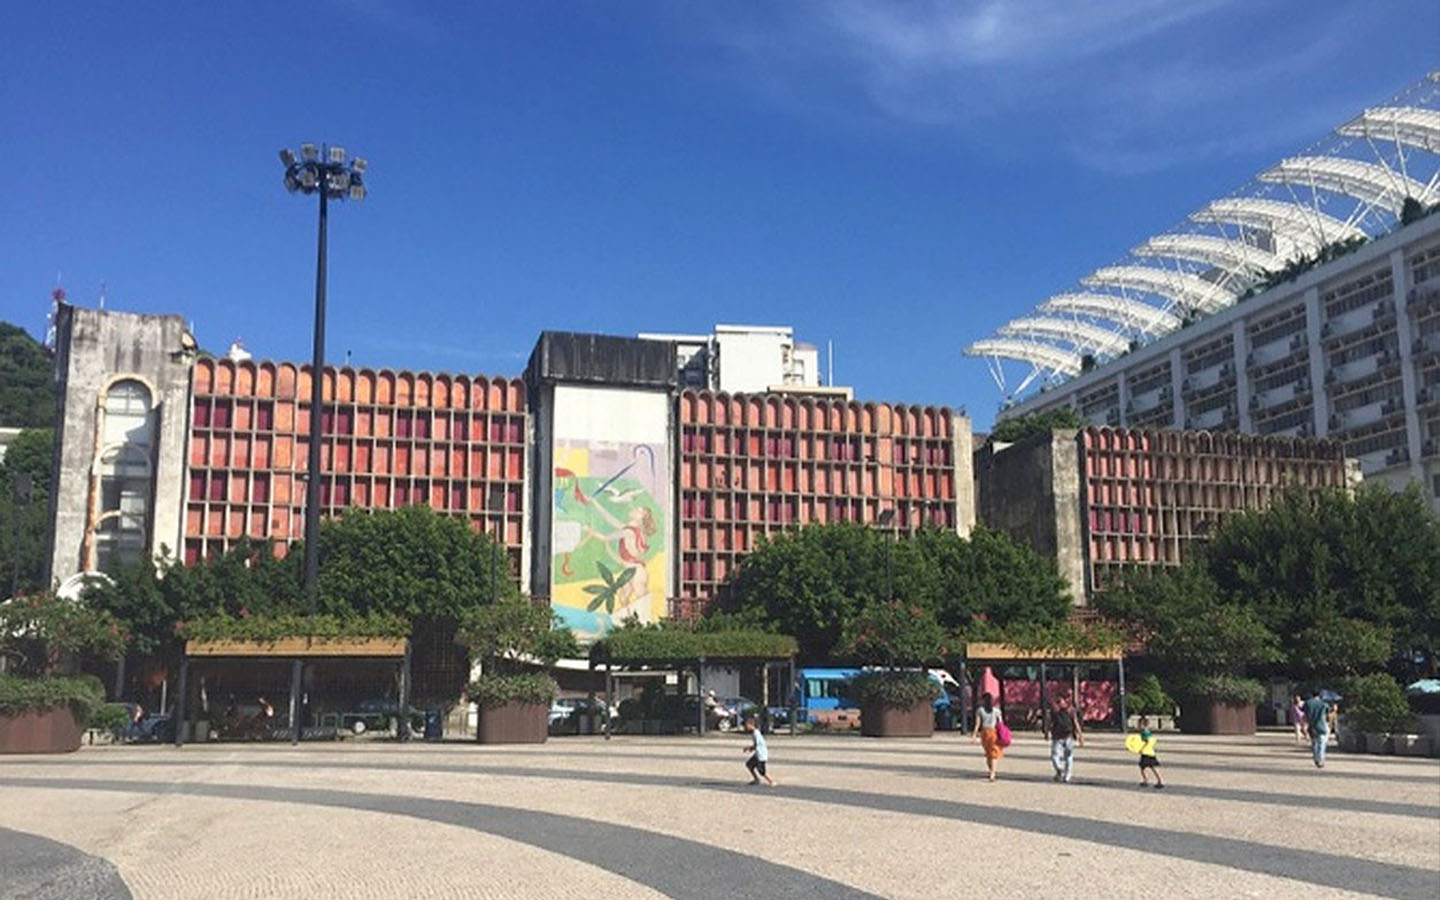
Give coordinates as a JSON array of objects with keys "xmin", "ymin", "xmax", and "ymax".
[
  {"xmin": 1290, "ymin": 694, "xmax": 1308, "ymax": 745},
  {"xmin": 1136, "ymin": 716, "xmax": 1164, "ymax": 788},
  {"xmin": 1303, "ymin": 689, "xmax": 1331, "ymax": 769},
  {"xmin": 1049, "ymin": 696, "xmax": 1084, "ymax": 783},
  {"xmin": 972, "ymin": 692, "xmax": 1005, "ymax": 782}
]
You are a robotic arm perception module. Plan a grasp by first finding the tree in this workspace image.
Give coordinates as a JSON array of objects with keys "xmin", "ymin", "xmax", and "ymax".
[
  {"xmin": 1203, "ymin": 485, "xmax": 1440, "ymax": 677},
  {"xmin": 0, "ymin": 322, "xmax": 54, "ymax": 428},
  {"xmin": 724, "ymin": 522, "xmax": 1070, "ymax": 661},
  {"xmin": 1096, "ymin": 564, "xmax": 1280, "ymax": 709},
  {"xmin": 0, "ymin": 428, "xmax": 54, "ymax": 595},
  {"xmin": 989, "ymin": 407, "xmax": 1085, "ymax": 444},
  {"xmin": 316, "ymin": 505, "xmax": 514, "ymax": 620}
]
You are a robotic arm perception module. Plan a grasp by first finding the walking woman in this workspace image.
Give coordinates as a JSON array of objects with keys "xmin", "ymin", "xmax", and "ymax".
[{"xmin": 971, "ymin": 692, "xmax": 1005, "ymax": 782}]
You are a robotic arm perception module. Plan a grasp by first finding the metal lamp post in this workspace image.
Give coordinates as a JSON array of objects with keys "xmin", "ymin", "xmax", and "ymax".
[{"xmin": 279, "ymin": 143, "xmax": 367, "ymax": 743}]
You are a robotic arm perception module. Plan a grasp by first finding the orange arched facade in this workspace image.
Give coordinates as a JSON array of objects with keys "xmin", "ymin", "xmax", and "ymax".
[
  {"xmin": 185, "ymin": 358, "xmax": 528, "ymax": 569},
  {"xmin": 1077, "ymin": 425, "xmax": 1351, "ymax": 592},
  {"xmin": 674, "ymin": 390, "xmax": 965, "ymax": 615}
]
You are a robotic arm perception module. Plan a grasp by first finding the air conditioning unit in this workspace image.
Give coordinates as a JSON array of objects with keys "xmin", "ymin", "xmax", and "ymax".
[
  {"xmin": 1298, "ymin": 422, "xmax": 1314, "ymax": 437},
  {"xmin": 1381, "ymin": 398, "xmax": 1400, "ymax": 415},
  {"xmin": 1416, "ymin": 338, "xmax": 1428, "ymax": 354},
  {"xmin": 1297, "ymin": 376, "xmax": 1310, "ymax": 392},
  {"xmin": 1245, "ymin": 351, "xmax": 1256, "ymax": 367},
  {"xmin": 1249, "ymin": 393, "xmax": 1263, "ymax": 411},
  {"xmin": 1328, "ymin": 414, "xmax": 1342, "ymax": 431},
  {"xmin": 1290, "ymin": 335, "xmax": 1305, "ymax": 351},
  {"xmin": 1423, "ymin": 439, "xmax": 1437, "ymax": 457},
  {"xmin": 1384, "ymin": 447, "xmax": 1410, "ymax": 466},
  {"xmin": 1320, "ymin": 322, "xmax": 1333, "ymax": 338}
]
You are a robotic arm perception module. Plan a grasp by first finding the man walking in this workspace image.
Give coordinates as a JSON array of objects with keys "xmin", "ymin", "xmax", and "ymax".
[
  {"xmin": 1303, "ymin": 689, "xmax": 1331, "ymax": 769},
  {"xmin": 1049, "ymin": 696, "xmax": 1084, "ymax": 783}
]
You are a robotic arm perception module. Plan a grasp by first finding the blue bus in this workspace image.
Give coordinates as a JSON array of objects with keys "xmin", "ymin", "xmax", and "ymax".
[{"xmin": 776, "ymin": 668, "xmax": 952, "ymax": 727}]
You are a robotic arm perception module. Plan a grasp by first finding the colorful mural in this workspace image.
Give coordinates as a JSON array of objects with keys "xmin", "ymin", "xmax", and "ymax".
[{"xmin": 551, "ymin": 440, "xmax": 668, "ymax": 638}]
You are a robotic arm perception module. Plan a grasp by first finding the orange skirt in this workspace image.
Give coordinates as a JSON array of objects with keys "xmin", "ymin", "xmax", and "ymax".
[{"xmin": 980, "ymin": 726, "xmax": 1004, "ymax": 760}]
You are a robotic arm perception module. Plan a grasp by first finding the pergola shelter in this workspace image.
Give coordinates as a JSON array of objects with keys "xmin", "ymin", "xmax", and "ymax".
[
  {"xmin": 959, "ymin": 642, "xmax": 1126, "ymax": 734},
  {"xmin": 588, "ymin": 633, "xmax": 799, "ymax": 738},
  {"xmin": 175, "ymin": 635, "xmax": 411, "ymax": 746}
]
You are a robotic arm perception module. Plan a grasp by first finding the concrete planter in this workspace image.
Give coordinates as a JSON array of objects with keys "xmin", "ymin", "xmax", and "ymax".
[
  {"xmin": 860, "ymin": 700, "xmax": 934, "ymax": 738},
  {"xmin": 1361, "ymin": 732, "xmax": 1393, "ymax": 755},
  {"xmin": 476, "ymin": 702, "xmax": 548, "ymax": 744},
  {"xmin": 1390, "ymin": 733, "xmax": 1431, "ymax": 757},
  {"xmin": 0, "ymin": 706, "xmax": 84, "ymax": 754},
  {"xmin": 1337, "ymin": 730, "xmax": 1363, "ymax": 753},
  {"xmin": 1178, "ymin": 701, "xmax": 1255, "ymax": 735}
]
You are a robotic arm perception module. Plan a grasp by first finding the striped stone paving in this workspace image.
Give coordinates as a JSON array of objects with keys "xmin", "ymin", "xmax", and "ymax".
[{"xmin": 1, "ymin": 731, "xmax": 1436, "ymax": 899}]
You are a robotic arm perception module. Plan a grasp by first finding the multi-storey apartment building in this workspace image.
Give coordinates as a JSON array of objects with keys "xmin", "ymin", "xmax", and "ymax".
[
  {"xmin": 44, "ymin": 312, "xmax": 977, "ymax": 633},
  {"xmin": 975, "ymin": 426, "xmax": 1360, "ymax": 603},
  {"xmin": 674, "ymin": 390, "xmax": 973, "ymax": 616},
  {"xmin": 970, "ymin": 71, "xmax": 1440, "ymax": 511},
  {"xmin": 993, "ymin": 216, "xmax": 1440, "ymax": 509}
]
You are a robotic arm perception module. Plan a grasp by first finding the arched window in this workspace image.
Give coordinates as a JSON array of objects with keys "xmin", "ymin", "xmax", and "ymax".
[{"xmin": 93, "ymin": 380, "xmax": 155, "ymax": 572}]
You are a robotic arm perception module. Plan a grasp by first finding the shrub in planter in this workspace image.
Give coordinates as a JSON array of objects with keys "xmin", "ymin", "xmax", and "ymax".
[
  {"xmin": 1, "ymin": 593, "xmax": 126, "ymax": 754},
  {"xmin": 837, "ymin": 600, "xmax": 947, "ymax": 738},
  {"xmin": 1338, "ymin": 673, "xmax": 1414, "ymax": 752},
  {"xmin": 457, "ymin": 600, "xmax": 577, "ymax": 744},
  {"xmin": 1173, "ymin": 674, "xmax": 1264, "ymax": 735},
  {"xmin": 1126, "ymin": 674, "xmax": 1175, "ymax": 718}
]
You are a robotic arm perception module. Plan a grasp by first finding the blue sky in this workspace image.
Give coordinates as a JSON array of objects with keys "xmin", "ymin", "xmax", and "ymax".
[{"xmin": 1, "ymin": 1, "xmax": 1435, "ymax": 429}]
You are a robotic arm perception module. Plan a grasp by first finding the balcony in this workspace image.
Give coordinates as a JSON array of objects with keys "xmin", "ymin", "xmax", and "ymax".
[{"xmin": 1326, "ymin": 350, "xmax": 1399, "ymax": 387}]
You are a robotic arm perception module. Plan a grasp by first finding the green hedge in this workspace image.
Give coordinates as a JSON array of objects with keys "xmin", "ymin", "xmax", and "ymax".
[
  {"xmin": 590, "ymin": 628, "xmax": 797, "ymax": 662},
  {"xmin": 177, "ymin": 613, "xmax": 410, "ymax": 642},
  {"xmin": 468, "ymin": 673, "xmax": 558, "ymax": 708},
  {"xmin": 1337, "ymin": 673, "xmax": 1414, "ymax": 733},
  {"xmin": 0, "ymin": 675, "xmax": 106, "ymax": 715},
  {"xmin": 1173, "ymin": 673, "xmax": 1266, "ymax": 707},
  {"xmin": 849, "ymin": 671, "xmax": 941, "ymax": 710}
]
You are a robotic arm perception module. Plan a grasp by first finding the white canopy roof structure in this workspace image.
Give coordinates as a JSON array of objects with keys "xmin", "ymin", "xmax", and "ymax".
[
  {"xmin": 1134, "ymin": 233, "xmax": 1284, "ymax": 276},
  {"xmin": 1337, "ymin": 107, "xmax": 1440, "ymax": 155},
  {"xmin": 964, "ymin": 338, "xmax": 1082, "ymax": 377},
  {"xmin": 970, "ymin": 72, "xmax": 1440, "ymax": 402},
  {"xmin": 998, "ymin": 317, "xmax": 1131, "ymax": 356},
  {"xmin": 1258, "ymin": 156, "xmax": 1433, "ymax": 215},
  {"xmin": 1189, "ymin": 198, "xmax": 1365, "ymax": 256},
  {"xmin": 1039, "ymin": 293, "xmax": 1182, "ymax": 335},
  {"xmin": 1082, "ymin": 265, "xmax": 1239, "ymax": 315}
]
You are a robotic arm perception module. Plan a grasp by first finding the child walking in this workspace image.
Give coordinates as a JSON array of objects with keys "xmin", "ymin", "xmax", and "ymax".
[
  {"xmin": 743, "ymin": 717, "xmax": 775, "ymax": 786},
  {"xmin": 1136, "ymin": 716, "xmax": 1164, "ymax": 789}
]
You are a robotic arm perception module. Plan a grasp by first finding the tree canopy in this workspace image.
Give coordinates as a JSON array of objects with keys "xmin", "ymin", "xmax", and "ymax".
[
  {"xmin": 1097, "ymin": 484, "xmax": 1440, "ymax": 689},
  {"xmin": 0, "ymin": 322, "xmax": 54, "ymax": 429},
  {"xmin": 1, "ymin": 428, "xmax": 54, "ymax": 595},
  {"xmin": 988, "ymin": 407, "xmax": 1085, "ymax": 444},
  {"xmin": 724, "ymin": 522, "xmax": 1070, "ymax": 661}
]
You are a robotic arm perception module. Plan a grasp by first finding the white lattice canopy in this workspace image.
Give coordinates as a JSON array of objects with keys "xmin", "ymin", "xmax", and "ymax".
[
  {"xmin": 964, "ymin": 338, "xmax": 1082, "ymax": 376},
  {"xmin": 998, "ymin": 317, "xmax": 1131, "ymax": 356},
  {"xmin": 1259, "ymin": 156, "xmax": 1434, "ymax": 214},
  {"xmin": 1134, "ymin": 234, "xmax": 1284, "ymax": 275},
  {"xmin": 1039, "ymin": 293, "xmax": 1182, "ymax": 335},
  {"xmin": 1337, "ymin": 106, "xmax": 1440, "ymax": 154},
  {"xmin": 1082, "ymin": 266, "xmax": 1238, "ymax": 315}
]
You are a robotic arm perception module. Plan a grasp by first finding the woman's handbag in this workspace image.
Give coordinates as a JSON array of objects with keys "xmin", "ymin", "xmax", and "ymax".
[{"xmin": 995, "ymin": 719, "xmax": 1012, "ymax": 748}]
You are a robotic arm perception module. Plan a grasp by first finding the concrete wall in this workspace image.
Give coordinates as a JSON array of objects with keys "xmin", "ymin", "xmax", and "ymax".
[
  {"xmin": 951, "ymin": 413, "xmax": 976, "ymax": 538},
  {"xmin": 46, "ymin": 305, "xmax": 194, "ymax": 586},
  {"xmin": 973, "ymin": 428, "xmax": 1085, "ymax": 606}
]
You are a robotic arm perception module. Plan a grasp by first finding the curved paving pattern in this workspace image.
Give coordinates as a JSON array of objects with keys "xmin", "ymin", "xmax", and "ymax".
[
  {"xmin": 0, "ymin": 826, "xmax": 131, "ymax": 900},
  {"xmin": 1, "ymin": 732, "xmax": 1435, "ymax": 899}
]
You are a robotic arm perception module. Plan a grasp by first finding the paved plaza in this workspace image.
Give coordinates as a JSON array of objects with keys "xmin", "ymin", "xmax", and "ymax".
[{"xmin": 1, "ymin": 731, "xmax": 1436, "ymax": 899}]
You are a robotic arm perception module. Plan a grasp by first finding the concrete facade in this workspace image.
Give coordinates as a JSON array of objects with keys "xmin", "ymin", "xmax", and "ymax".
[
  {"xmin": 975, "ymin": 426, "xmax": 1355, "ymax": 603},
  {"xmin": 973, "ymin": 429, "xmax": 1086, "ymax": 605},
  {"xmin": 999, "ymin": 214, "xmax": 1440, "ymax": 512},
  {"xmin": 46, "ymin": 304, "xmax": 194, "ymax": 587}
]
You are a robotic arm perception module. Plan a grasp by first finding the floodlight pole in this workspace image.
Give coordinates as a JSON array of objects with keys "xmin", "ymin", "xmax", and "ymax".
[{"xmin": 279, "ymin": 142, "xmax": 366, "ymax": 746}]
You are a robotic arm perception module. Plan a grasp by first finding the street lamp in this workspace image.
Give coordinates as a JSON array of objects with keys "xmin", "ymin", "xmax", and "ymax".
[{"xmin": 279, "ymin": 143, "xmax": 367, "ymax": 743}]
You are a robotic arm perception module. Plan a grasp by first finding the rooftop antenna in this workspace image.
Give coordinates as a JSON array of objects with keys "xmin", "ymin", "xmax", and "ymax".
[
  {"xmin": 45, "ymin": 284, "xmax": 66, "ymax": 351},
  {"xmin": 827, "ymin": 339, "xmax": 834, "ymax": 387},
  {"xmin": 97, "ymin": 281, "xmax": 107, "ymax": 310}
]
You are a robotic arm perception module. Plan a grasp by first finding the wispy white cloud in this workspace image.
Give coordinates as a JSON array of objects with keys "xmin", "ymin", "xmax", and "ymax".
[{"xmin": 675, "ymin": 0, "xmax": 1400, "ymax": 173}]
